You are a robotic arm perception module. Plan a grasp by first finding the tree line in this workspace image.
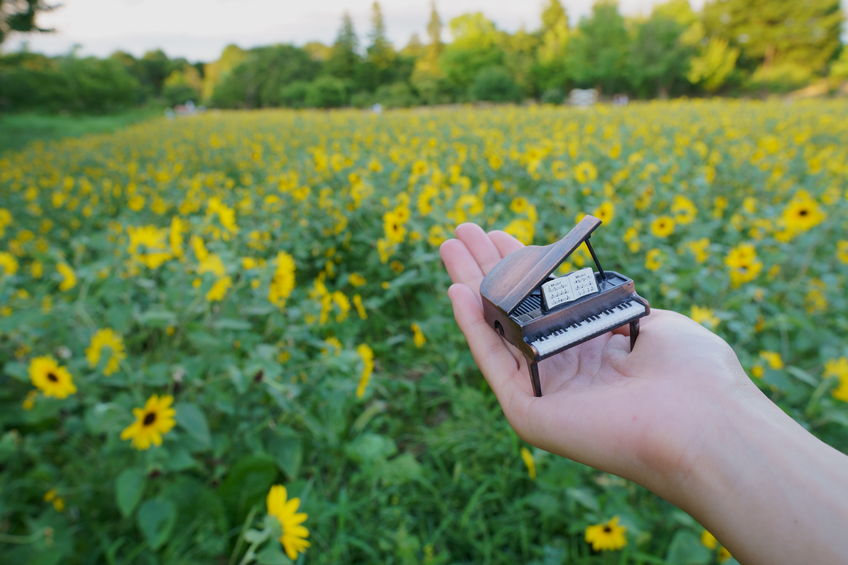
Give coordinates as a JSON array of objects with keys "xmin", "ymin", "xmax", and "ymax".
[{"xmin": 1, "ymin": 0, "xmax": 847, "ymax": 113}]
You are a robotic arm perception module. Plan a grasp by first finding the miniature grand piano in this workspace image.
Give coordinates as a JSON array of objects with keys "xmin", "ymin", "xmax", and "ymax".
[{"xmin": 481, "ymin": 215, "xmax": 650, "ymax": 397}]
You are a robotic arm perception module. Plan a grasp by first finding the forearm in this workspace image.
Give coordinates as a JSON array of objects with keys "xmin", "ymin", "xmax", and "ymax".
[{"xmin": 665, "ymin": 386, "xmax": 848, "ymax": 564}]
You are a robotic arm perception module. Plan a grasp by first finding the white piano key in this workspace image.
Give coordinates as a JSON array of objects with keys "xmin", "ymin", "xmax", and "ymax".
[{"xmin": 529, "ymin": 300, "xmax": 646, "ymax": 357}]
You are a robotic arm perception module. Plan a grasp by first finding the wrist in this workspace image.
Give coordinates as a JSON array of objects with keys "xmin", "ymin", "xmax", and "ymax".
[{"xmin": 655, "ymin": 380, "xmax": 848, "ymax": 564}]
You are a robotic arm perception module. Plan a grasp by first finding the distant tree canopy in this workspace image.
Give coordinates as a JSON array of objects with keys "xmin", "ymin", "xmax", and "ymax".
[
  {"xmin": 0, "ymin": 0, "xmax": 56, "ymax": 45},
  {"xmin": 2, "ymin": 0, "xmax": 847, "ymax": 113}
]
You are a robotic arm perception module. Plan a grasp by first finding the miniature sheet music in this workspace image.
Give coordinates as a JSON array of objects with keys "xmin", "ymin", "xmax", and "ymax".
[{"xmin": 541, "ymin": 267, "xmax": 599, "ymax": 310}]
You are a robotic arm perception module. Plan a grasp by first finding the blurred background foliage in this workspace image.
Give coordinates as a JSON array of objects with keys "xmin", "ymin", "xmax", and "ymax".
[{"xmin": 1, "ymin": 0, "xmax": 847, "ymax": 114}]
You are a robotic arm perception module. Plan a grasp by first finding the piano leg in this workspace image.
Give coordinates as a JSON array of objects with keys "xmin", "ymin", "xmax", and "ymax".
[
  {"xmin": 529, "ymin": 360, "xmax": 542, "ymax": 397},
  {"xmin": 629, "ymin": 319, "xmax": 640, "ymax": 352}
]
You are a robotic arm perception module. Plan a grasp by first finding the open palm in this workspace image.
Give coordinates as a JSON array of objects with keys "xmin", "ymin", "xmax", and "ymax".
[{"xmin": 439, "ymin": 223, "xmax": 756, "ymax": 491}]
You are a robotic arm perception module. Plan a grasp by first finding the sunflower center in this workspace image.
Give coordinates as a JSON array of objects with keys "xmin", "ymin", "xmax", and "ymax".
[
  {"xmin": 603, "ymin": 526, "xmax": 613, "ymax": 533},
  {"xmin": 143, "ymin": 411, "xmax": 157, "ymax": 426},
  {"xmin": 47, "ymin": 372, "xmax": 59, "ymax": 383},
  {"xmin": 799, "ymin": 208, "xmax": 808, "ymax": 216}
]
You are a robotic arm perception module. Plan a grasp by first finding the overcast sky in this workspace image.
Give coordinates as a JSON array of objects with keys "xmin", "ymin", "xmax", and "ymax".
[{"xmin": 5, "ymin": 0, "xmax": 722, "ymax": 62}]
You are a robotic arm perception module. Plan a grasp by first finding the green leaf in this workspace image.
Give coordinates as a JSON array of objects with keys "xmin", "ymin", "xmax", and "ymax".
[
  {"xmin": 176, "ymin": 403, "xmax": 211, "ymax": 448},
  {"xmin": 665, "ymin": 530, "xmax": 711, "ymax": 564},
  {"xmin": 136, "ymin": 498, "xmax": 177, "ymax": 550},
  {"xmin": 85, "ymin": 403, "xmax": 125, "ymax": 434},
  {"xmin": 136, "ymin": 309, "xmax": 177, "ymax": 327},
  {"xmin": 266, "ymin": 433, "xmax": 302, "ymax": 479},
  {"xmin": 218, "ymin": 455, "xmax": 278, "ymax": 521},
  {"xmin": 255, "ymin": 541, "xmax": 292, "ymax": 565},
  {"xmin": 212, "ymin": 318, "xmax": 253, "ymax": 331},
  {"xmin": 116, "ymin": 467, "xmax": 146, "ymax": 518},
  {"xmin": 243, "ymin": 528, "xmax": 268, "ymax": 544},
  {"xmin": 3, "ymin": 362, "xmax": 28, "ymax": 382},
  {"xmin": 344, "ymin": 433, "xmax": 396, "ymax": 465}
]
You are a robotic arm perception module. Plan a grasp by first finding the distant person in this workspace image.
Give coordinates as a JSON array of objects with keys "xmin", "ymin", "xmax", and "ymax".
[{"xmin": 440, "ymin": 223, "xmax": 848, "ymax": 565}]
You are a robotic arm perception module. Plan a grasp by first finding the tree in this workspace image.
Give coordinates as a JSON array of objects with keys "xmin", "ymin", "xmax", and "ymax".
[
  {"xmin": 401, "ymin": 33, "xmax": 424, "ymax": 59},
  {"xmin": 0, "ymin": 0, "xmax": 56, "ymax": 45},
  {"xmin": 439, "ymin": 12, "xmax": 506, "ymax": 97},
  {"xmin": 470, "ymin": 66, "xmax": 520, "ymax": 102},
  {"xmin": 533, "ymin": 0, "xmax": 570, "ymax": 93},
  {"xmin": 363, "ymin": 1, "xmax": 397, "ymax": 91},
  {"xmin": 202, "ymin": 44, "xmax": 246, "ymax": 103},
  {"xmin": 687, "ymin": 37, "xmax": 739, "ymax": 92},
  {"xmin": 702, "ymin": 0, "xmax": 844, "ymax": 73},
  {"xmin": 210, "ymin": 44, "xmax": 320, "ymax": 108},
  {"xmin": 565, "ymin": 0, "xmax": 631, "ymax": 94},
  {"xmin": 137, "ymin": 49, "xmax": 174, "ymax": 97},
  {"xmin": 163, "ymin": 64, "xmax": 202, "ymax": 105},
  {"xmin": 326, "ymin": 11, "xmax": 360, "ymax": 83},
  {"xmin": 504, "ymin": 26, "xmax": 538, "ymax": 97},
  {"xmin": 628, "ymin": 9, "xmax": 695, "ymax": 97},
  {"xmin": 411, "ymin": 0, "xmax": 447, "ymax": 103}
]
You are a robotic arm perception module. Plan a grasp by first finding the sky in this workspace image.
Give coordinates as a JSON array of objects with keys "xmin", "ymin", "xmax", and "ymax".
[{"xmin": 6, "ymin": 0, "xmax": 712, "ymax": 62}]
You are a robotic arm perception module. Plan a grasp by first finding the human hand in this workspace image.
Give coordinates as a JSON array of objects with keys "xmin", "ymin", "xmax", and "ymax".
[
  {"xmin": 439, "ymin": 223, "xmax": 762, "ymax": 497},
  {"xmin": 441, "ymin": 223, "xmax": 848, "ymax": 565}
]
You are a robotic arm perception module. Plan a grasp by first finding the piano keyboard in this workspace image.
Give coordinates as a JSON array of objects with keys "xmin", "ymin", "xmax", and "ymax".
[{"xmin": 529, "ymin": 299, "xmax": 647, "ymax": 358}]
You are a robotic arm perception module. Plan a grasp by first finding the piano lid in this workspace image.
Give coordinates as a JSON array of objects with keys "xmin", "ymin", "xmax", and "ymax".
[{"xmin": 481, "ymin": 215, "xmax": 602, "ymax": 315}]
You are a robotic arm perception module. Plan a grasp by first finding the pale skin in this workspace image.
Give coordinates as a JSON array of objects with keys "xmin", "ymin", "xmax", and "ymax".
[{"xmin": 440, "ymin": 223, "xmax": 848, "ymax": 565}]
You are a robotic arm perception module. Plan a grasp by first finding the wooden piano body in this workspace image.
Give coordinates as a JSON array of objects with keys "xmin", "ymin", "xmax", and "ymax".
[{"xmin": 481, "ymin": 215, "xmax": 650, "ymax": 397}]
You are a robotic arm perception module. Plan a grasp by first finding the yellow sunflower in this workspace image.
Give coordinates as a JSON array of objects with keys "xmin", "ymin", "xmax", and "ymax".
[
  {"xmin": 585, "ymin": 516, "xmax": 627, "ymax": 552},
  {"xmin": 690, "ymin": 306, "xmax": 719, "ymax": 328},
  {"xmin": 268, "ymin": 251, "xmax": 296, "ymax": 308},
  {"xmin": 86, "ymin": 328, "xmax": 126, "ymax": 376},
  {"xmin": 781, "ymin": 191, "xmax": 825, "ymax": 234},
  {"xmin": 724, "ymin": 243, "xmax": 763, "ymax": 286},
  {"xmin": 0, "ymin": 251, "xmax": 19, "ymax": 276},
  {"xmin": 266, "ymin": 485, "xmax": 310, "ymax": 560},
  {"xmin": 593, "ymin": 201, "xmax": 615, "ymax": 224},
  {"xmin": 645, "ymin": 248, "xmax": 664, "ymax": 271},
  {"xmin": 650, "ymin": 215, "xmax": 675, "ymax": 238},
  {"xmin": 120, "ymin": 394, "xmax": 176, "ymax": 450},
  {"xmin": 355, "ymin": 344, "xmax": 374, "ymax": 398},
  {"xmin": 29, "ymin": 356, "xmax": 77, "ymax": 398}
]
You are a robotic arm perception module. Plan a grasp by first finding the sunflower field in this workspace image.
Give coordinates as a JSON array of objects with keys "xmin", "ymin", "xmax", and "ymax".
[{"xmin": 1, "ymin": 99, "xmax": 847, "ymax": 564}]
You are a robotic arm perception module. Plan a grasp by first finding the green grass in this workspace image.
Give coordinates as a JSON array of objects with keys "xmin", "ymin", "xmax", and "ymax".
[{"xmin": 0, "ymin": 107, "xmax": 160, "ymax": 153}]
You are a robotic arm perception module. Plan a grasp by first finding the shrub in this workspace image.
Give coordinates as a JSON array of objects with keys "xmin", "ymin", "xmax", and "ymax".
[
  {"xmin": 745, "ymin": 63, "xmax": 814, "ymax": 94},
  {"xmin": 373, "ymin": 82, "xmax": 418, "ymax": 108},
  {"xmin": 540, "ymin": 88, "xmax": 565, "ymax": 105},
  {"xmin": 304, "ymin": 76, "xmax": 348, "ymax": 108},
  {"xmin": 470, "ymin": 66, "xmax": 521, "ymax": 103}
]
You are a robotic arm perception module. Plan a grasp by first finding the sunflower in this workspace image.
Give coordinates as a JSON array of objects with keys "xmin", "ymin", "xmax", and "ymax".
[
  {"xmin": 593, "ymin": 201, "xmax": 615, "ymax": 223},
  {"xmin": 645, "ymin": 249, "xmax": 664, "ymax": 271},
  {"xmin": 268, "ymin": 251, "xmax": 296, "ymax": 308},
  {"xmin": 585, "ymin": 516, "xmax": 627, "ymax": 551},
  {"xmin": 29, "ymin": 356, "xmax": 77, "ymax": 398},
  {"xmin": 781, "ymin": 191, "xmax": 825, "ymax": 234},
  {"xmin": 120, "ymin": 394, "xmax": 176, "ymax": 450},
  {"xmin": 520, "ymin": 447, "xmax": 536, "ymax": 479},
  {"xmin": 127, "ymin": 225, "xmax": 172, "ymax": 269},
  {"xmin": 701, "ymin": 530, "xmax": 732, "ymax": 562},
  {"xmin": 724, "ymin": 243, "xmax": 763, "ymax": 286},
  {"xmin": 411, "ymin": 323, "xmax": 426, "ymax": 348},
  {"xmin": 690, "ymin": 306, "xmax": 719, "ymax": 328},
  {"xmin": 355, "ymin": 344, "xmax": 374, "ymax": 398},
  {"xmin": 266, "ymin": 485, "xmax": 310, "ymax": 560},
  {"xmin": 0, "ymin": 251, "xmax": 18, "ymax": 276},
  {"xmin": 382, "ymin": 211, "xmax": 406, "ymax": 244},
  {"xmin": 57, "ymin": 262, "xmax": 77, "ymax": 291},
  {"xmin": 650, "ymin": 215, "xmax": 675, "ymax": 238},
  {"xmin": 837, "ymin": 240, "xmax": 848, "ymax": 264},
  {"xmin": 86, "ymin": 328, "xmax": 126, "ymax": 376}
]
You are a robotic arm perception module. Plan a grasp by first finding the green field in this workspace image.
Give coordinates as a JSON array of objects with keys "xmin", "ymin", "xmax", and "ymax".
[
  {"xmin": 0, "ymin": 100, "xmax": 846, "ymax": 564},
  {"xmin": 0, "ymin": 108, "xmax": 159, "ymax": 154}
]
